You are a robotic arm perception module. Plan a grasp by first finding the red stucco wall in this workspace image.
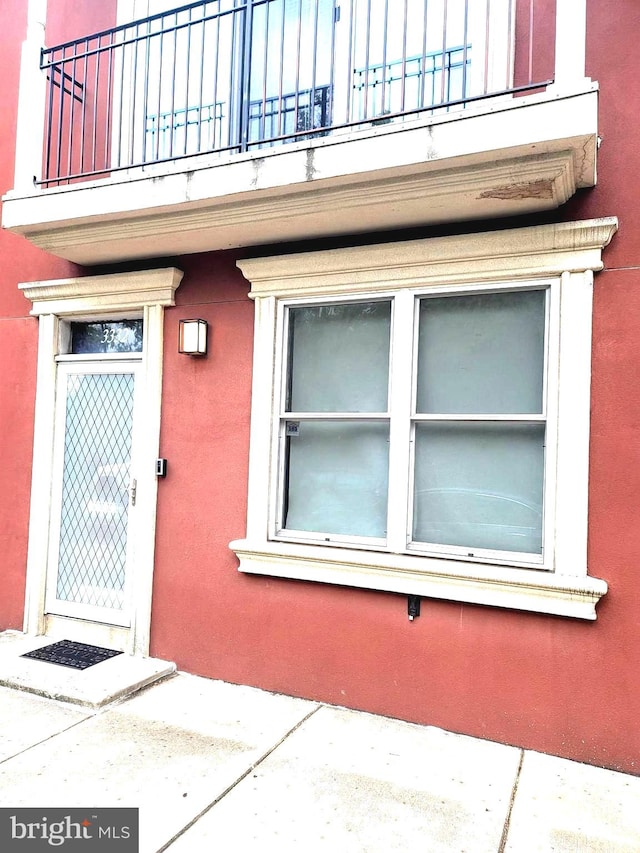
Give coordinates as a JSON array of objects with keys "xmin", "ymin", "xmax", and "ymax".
[
  {"xmin": 0, "ymin": 0, "xmax": 92, "ymax": 630},
  {"xmin": 44, "ymin": 0, "xmax": 118, "ymax": 45},
  {"xmin": 151, "ymin": 249, "xmax": 640, "ymax": 772},
  {"xmin": 149, "ymin": 1, "xmax": 640, "ymax": 775}
]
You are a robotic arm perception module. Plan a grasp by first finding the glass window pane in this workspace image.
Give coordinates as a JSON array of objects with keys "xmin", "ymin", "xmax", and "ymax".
[
  {"xmin": 71, "ymin": 321, "xmax": 143, "ymax": 354},
  {"xmin": 56, "ymin": 373, "xmax": 135, "ymax": 609},
  {"xmin": 288, "ymin": 302, "xmax": 391, "ymax": 412},
  {"xmin": 416, "ymin": 290, "xmax": 545, "ymax": 414},
  {"xmin": 413, "ymin": 422, "xmax": 544, "ymax": 553},
  {"xmin": 284, "ymin": 421, "xmax": 389, "ymax": 537},
  {"xmin": 251, "ymin": 0, "xmax": 334, "ymax": 99}
]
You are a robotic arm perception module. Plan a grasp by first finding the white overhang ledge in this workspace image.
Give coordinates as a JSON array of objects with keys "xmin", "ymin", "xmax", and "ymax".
[
  {"xmin": 2, "ymin": 88, "xmax": 599, "ymax": 264},
  {"xmin": 19, "ymin": 267, "xmax": 184, "ymax": 316},
  {"xmin": 230, "ymin": 540, "xmax": 608, "ymax": 621},
  {"xmin": 237, "ymin": 217, "xmax": 620, "ymax": 298}
]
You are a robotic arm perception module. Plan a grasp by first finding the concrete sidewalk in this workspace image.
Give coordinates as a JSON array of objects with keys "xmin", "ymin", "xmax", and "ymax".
[{"xmin": 0, "ymin": 636, "xmax": 638, "ymax": 851}]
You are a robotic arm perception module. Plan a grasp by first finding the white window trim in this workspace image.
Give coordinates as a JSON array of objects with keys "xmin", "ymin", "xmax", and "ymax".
[
  {"xmin": 232, "ymin": 218, "xmax": 618, "ymax": 620},
  {"xmin": 20, "ymin": 267, "xmax": 183, "ymax": 654}
]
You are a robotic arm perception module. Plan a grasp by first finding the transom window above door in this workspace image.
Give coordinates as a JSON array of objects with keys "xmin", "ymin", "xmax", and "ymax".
[{"xmin": 70, "ymin": 320, "xmax": 144, "ymax": 354}]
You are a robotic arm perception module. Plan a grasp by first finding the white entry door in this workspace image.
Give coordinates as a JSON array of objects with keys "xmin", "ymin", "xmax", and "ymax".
[{"xmin": 45, "ymin": 359, "xmax": 142, "ymax": 628}]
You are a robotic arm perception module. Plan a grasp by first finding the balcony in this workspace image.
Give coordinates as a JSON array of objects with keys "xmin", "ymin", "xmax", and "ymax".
[{"xmin": 3, "ymin": 0, "xmax": 597, "ymax": 264}]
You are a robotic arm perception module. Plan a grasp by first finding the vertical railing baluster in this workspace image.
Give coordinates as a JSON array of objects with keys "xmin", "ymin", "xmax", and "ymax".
[
  {"xmin": 277, "ymin": 0, "xmax": 285, "ymax": 136},
  {"xmin": 380, "ymin": 0, "xmax": 389, "ymax": 116},
  {"xmin": 260, "ymin": 0, "xmax": 270, "ymax": 141},
  {"xmin": 228, "ymin": 1, "xmax": 238, "ymax": 149},
  {"xmin": 239, "ymin": 0, "xmax": 254, "ymax": 152},
  {"xmin": 183, "ymin": 4, "xmax": 193, "ymax": 155},
  {"xmin": 506, "ymin": 0, "xmax": 514, "ymax": 89},
  {"xmin": 215, "ymin": 7, "xmax": 222, "ymax": 150},
  {"xmin": 104, "ymin": 33, "xmax": 114, "ymax": 173},
  {"xmin": 168, "ymin": 10, "xmax": 178, "ymax": 157},
  {"xmin": 66, "ymin": 50, "xmax": 77, "ymax": 181},
  {"xmin": 197, "ymin": 3, "xmax": 207, "ymax": 151},
  {"xmin": 400, "ymin": 0, "xmax": 408, "ymax": 112},
  {"xmin": 420, "ymin": 0, "xmax": 428, "ymax": 108},
  {"xmin": 528, "ymin": 0, "xmax": 534, "ymax": 84},
  {"xmin": 43, "ymin": 48, "xmax": 54, "ymax": 183},
  {"xmin": 127, "ymin": 24, "xmax": 140, "ymax": 166},
  {"xmin": 344, "ymin": 0, "xmax": 354, "ymax": 124},
  {"xmin": 483, "ymin": 0, "xmax": 491, "ymax": 95},
  {"xmin": 439, "ymin": 0, "xmax": 448, "ymax": 105},
  {"xmin": 293, "ymin": 0, "xmax": 303, "ymax": 138},
  {"xmin": 154, "ymin": 19, "xmax": 164, "ymax": 160},
  {"xmin": 142, "ymin": 16, "xmax": 151, "ymax": 160},
  {"xmin": 127, "ymin": 24, "xmax": 136, "ymax": 167},
  {"xmin": 115, "ymin": 29, "xmax": 125, "ymax": 168},
  {"xmin": 327, "ymin": 0, "xmax": 337, "ymax": 126},
  {"xmin": 91, "ymin": 39, "xmax": 101, "ymax": 172},
  {"xmin": 55, "ymin": 46, "xmax": 66, "ymax": 183},
  {"xmin": 430, "ymin": 51, "xmax": 436, "ymax": 106},
  {"xmin": 460, "ymin": 0, "xmax": 469, "ymax": 100},
  {"xmin": 308, "ymin": 0, "xmax": 320, "ymax": 133},
  {"xmin": 362, "ymin": 0, "xmax": 371, "ymax": 119}
]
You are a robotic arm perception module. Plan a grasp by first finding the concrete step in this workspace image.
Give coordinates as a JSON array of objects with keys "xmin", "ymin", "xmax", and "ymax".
[{"xmin": 0, "ymin": 630, "xmax": 175, "ymax": 708}]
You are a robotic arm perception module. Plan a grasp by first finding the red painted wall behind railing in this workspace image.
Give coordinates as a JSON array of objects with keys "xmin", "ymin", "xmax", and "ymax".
[{"xmin": 513, "ymin": 0, "xmax": 556, "ymax": 89}]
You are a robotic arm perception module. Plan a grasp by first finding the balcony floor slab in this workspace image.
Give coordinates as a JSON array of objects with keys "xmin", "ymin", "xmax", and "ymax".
[{"xmin": 2, "ymin": 88, "xmax": 598, "ymax": 264}]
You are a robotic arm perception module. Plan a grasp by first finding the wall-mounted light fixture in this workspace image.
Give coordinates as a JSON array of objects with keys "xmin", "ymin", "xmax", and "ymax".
[{"xmin": 178, "ymin": 318, "xmax": 208, "ymax": 356}]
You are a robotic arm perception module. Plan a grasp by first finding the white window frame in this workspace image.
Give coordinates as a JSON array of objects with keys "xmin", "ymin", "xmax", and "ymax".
[
  {"xmin": 274, "ymin": 283, "xmax": 553, "ymax": 567},
  {"xmin": 232, "ymin": 218, "xmax": 617, "ymax": 620}
]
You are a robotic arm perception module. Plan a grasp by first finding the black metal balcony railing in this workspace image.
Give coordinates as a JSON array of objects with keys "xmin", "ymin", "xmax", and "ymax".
[{"xmin": 39, "ymin": 0, "xmax": 554, "ymax": 187}]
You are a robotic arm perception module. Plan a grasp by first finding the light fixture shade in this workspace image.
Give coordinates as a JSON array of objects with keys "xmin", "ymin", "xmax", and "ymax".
[{"xmin": 178, "ymin": 318, "xmax": 208, "ymax": 356}]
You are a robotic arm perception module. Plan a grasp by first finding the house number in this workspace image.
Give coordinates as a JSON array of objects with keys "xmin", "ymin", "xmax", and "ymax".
[{"xmin": 102, "ymin": 327, "xmax": 126, "ymax": 345}]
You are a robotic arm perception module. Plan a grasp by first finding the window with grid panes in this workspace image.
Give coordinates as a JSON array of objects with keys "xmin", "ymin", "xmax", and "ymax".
[
  {"xmin": 278, "ymin": 287, "xmax": 549, "ymax": 565},
  {"xmin": 233, "ymin": 222, "xmax": 614, "ymax": 619}
]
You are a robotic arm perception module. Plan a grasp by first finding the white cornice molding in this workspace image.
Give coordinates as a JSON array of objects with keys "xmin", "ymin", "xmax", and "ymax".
[
  {"xmin": 237, "ymin": 218, "xmax": 619, "ymax": 299},
  {"xmin": 19, "ymin": 268, "xmax": 184, "ymax": 316},
  {"xmin": 27, "ymin": 150, "xmax": 580, "ymax": 249}
]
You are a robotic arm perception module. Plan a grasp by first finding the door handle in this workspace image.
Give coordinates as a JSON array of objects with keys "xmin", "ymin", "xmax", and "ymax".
[{"xmin": 129, "ymin": 478, "xmax": 137, "ymax": 506}]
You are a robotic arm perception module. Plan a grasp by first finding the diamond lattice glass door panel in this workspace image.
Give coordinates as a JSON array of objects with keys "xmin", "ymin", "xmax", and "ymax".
[{"xmin": 46, "ymin": 363, "xmax": 140, "ymax": 626}]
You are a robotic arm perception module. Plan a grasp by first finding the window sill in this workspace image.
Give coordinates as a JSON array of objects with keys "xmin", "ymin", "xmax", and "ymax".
[{"xmin": 229, "ymin": 538, "xmax": 607, "ymax": 620}]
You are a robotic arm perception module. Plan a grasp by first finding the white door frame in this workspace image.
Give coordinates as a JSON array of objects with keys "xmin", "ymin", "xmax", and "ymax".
[{"xmin": 20, "ymin": 268, "xmax": 183, "ymax": 655}]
